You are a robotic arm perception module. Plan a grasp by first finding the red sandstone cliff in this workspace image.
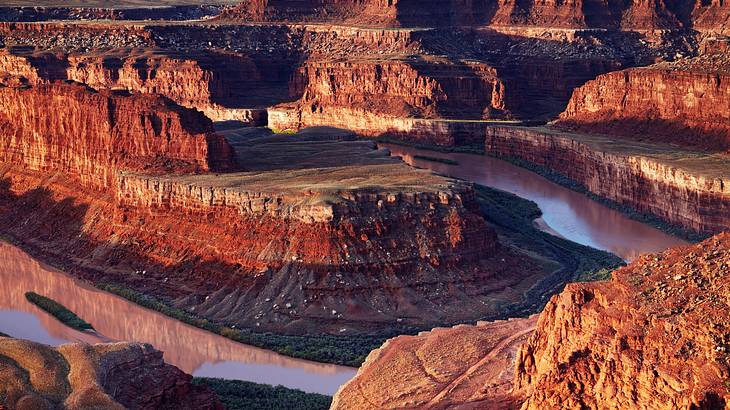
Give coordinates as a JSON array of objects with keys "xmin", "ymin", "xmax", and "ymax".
[
  {"xmin": 0, "ymin": 337, "xmax": 222, "ymax": 409},
  {"xmin": 0, "ymin": 82, "xmax": 542, "ymax": 335},
  {"xmin": 0, "ymin": 82, "xmax": 235, "ymax": 189},
  {"xmin": 557, "ymin": 59, "xmax": 730, "ymax": 152},
  {"xmin": 515, "ymin": 233, "xmax": 730, "ymax": 408},
  {"xmin": 485, "ymin": 126, "xmax": 730, "ymax": 234},
  {"xmin": 333, "ymin": 233, "xmax": 730, "ymax": 409},
  {"xmin": 219, "ymin": 0, "xmax": 730, "ymax": 31}
]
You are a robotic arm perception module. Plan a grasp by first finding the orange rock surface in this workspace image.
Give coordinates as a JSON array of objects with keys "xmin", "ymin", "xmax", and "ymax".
[
  {"xmin": 334, "ymin": 233, "xmax": 730, "ymax": 409},
  {"xmin": 0, "ymin": 337, "xmax": 221, "ymax": 410},
  {"xmin": 557, "ymin": 58, "xmax": 730, "ymax": 152},
  {"xmin": 0, "ymin": 82, "xmax": 235, "ymax": 189}
]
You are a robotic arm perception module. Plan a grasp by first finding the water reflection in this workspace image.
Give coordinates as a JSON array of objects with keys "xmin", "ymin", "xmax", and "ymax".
[
  {"xmin": 0, "ymin": 242, "xmax": 356, "ymax": 395},
  {"xmin": 381, "ymin": 144, "xmax": 688, "ymax": 261}
]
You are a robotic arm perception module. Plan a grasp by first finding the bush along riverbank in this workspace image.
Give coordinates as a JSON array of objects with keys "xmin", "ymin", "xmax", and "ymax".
[
  {"xmin": 96, "ymin": 283, "xmax": 383, "ymax": 367},
  {"xmin": 25, "ymin": 292, "xmax": 94, "ymax": 331},
  {"xmin": 474, "ymin": 184, "xmax": 625, "ymax": 316},
  {"xmin": 193, "ymin": 378, "xmax": 331, "ymax": 410}
]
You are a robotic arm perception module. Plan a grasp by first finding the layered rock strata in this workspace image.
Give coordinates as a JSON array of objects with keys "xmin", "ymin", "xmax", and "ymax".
[
  {"xmin": 485, "ymin": 125, "xmax": 730, "ymax": 234},
  {"xmin": 515, "ymin": 233, "xmax": 730, "ymax": 408},
  {"xmin": 0, "ymin": 337, "xmax": 221, "ymax": 409},
  {"xmin": 0, "ymin": 81, "xmax": 552, "ymax": 335},
  {"xmin": 0, "ymin": 82, "xmax": 235, "ymax": 189},
  {"xmin": 557, "ymin": 57, "xmax": 730, "ymax": 152},
  {"xmin": 333, "ymin": 233, "xmax": 730, "ymax": 409},
  {"xmin": 219, "ymin": 0, "xmax": 730, "ymax": 32}
]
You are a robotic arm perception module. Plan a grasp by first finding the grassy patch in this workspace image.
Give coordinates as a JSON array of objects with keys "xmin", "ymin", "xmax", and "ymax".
[
  {"xmin": 271, "ymin": 129, "xmax": 298, "ymax": 135},
  {"xmin": 412, "ymin": 155, "xmax": 459, "ymax": 165},
  {"xmin": 376, "ymin": 136, "xmax": 484, "ymax": 155},
  {"xmin": 96, "ymin": 283, "xmax": 381, "ymax": 367},
  {"xmin": 25, "ymin": 292, "xmax": 94, "ymax": 331},
  {"xmin": 193, "ymin": 378, "xmax": 331, "ymax": 410},
  {"xmin": 474, "ymin": 184, "xmax": 624, "ymax": 315}
]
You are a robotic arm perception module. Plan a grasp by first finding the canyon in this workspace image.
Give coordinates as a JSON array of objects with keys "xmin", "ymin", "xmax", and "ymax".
[
  {"xmin": 0, "ymin": 336, "xmax": 221, "ymax": 409},
  {"xmin": 333, "ymin": 233, "xmax": 730, "ymax": 409},
  {"xmin": 0, "ymin": 1, "xmax": 728, "ymax": 408}
]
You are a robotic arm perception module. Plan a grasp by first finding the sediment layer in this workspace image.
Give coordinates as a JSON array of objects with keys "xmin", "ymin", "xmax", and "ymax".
[
  {"xmin": 0, "ymin": 82, "xmax": 235, "ymax": 189},
  {"xmin": 557, "ymin": 58, "xmax": 730, "ymax": 152},
  {"xmin": 485, "ymin": 125, "xmax": 730, "ymax": 234}
]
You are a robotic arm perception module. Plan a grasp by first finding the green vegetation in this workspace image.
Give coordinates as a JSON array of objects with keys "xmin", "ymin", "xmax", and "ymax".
[
  {"xmin": 25, "ymin": 292, "xmax": 94, "ymax": 331},
  {"xmin": 193, "ymin": 378, "xmax": 331, "ymax": 410},
  {"xmin": 96, "ymin": 283, "xmax": 382, "ymax": 367},
  {"xmin": 412, "ymin": 155, "xmax": 459, "ymax": 165},
  {"xmin": 474, "ymin": 184, "xmax": 624, "ymax": 315},
  {"xmin": 486, "ymin": 154, "xmax": 709, "ymax": 243},
  {"xmin": 0, "ymin": 331, "xmax": 10, "ymax": 337}
]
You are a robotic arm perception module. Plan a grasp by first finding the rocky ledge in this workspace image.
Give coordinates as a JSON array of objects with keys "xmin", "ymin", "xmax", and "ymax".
[
  {"xmin": 485, "ymin": 125, "xmax": 730, "ymax": 235},
  {"xmin": 334, "ymin": 233, "xmax": 730, "ymax": 409},
  {"xmin": 0, "ymin": 337, "xmax": 221, "ymax": 409}
]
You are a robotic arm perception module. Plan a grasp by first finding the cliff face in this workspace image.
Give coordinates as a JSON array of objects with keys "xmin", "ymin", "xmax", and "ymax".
[
  {"xmin": 0, "ymin": 337, "xmax": 221, "ymax": 410},
  {"xmin": 515, "ymin": 233, "xmax": 730, "ymax": 409},
  {"xmin": 271, "ymin": 56, "xmax": 622, "ymax": 145},
  {"xmin": 219, "ymin": 0, "xmax": 730, "ymax": 31},
  {"xmin": 485, "ymin": 126, "xmax": 730, "ymax": 234},
  {"xmin": 0, "ymin": 83, "xmax": 235, "ymax": 189},
  {"xmin": 333, "ymin": 234, "xmax": 730, "ymax": 409},
  {"xmin": 558, "ymin": 62, "xmax": 730, "ymax": 152}
]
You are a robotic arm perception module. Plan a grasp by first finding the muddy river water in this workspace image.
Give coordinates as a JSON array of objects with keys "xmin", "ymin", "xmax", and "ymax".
[{"xmin": 0, "ymin": 144, "xmax": 688, "ymax": 395}]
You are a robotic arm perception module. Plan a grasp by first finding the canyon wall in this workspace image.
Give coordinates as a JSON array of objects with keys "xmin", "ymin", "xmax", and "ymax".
[
  {"xmin": 0, "ymin": 82, "xmax": 235, "ymax": 189},
  {"xmin": 270, "ymin": 56, "xmax": 623, "ymax": 145},
  {"xmin": 557, "ymin": 63, "xmax": 730, "ymax": 152},
  {"xmin": 515, "ymin": 233, "xmax": 730, "ymax": 408},
  {"xmin": 0, "ymin": 337, "xmax": 222, "ymax": 409},
  {"xmin": 485, "ymin": 126, "xmax": 730, "ymax": 234},
  {"xmin": 332, "ymin": 233, "xmax": 730, "ymax": 409},
  {"xmin": 219, "ymin": 0, "xmax": 730, "ymax": 32}
]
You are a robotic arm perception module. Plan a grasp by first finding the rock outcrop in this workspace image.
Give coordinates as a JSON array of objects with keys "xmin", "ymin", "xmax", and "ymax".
[
  {"xmin": 0, "ymin": 82, "xmax": 235, "ymax": 189},
  {"xmin": 557, "ymin": 57, "xmax": 730, "ymax": 152},
  {"xmin": 515, "ymin": 233, "xmax": 730, "ymax": 409},
  {"xmin": 485, "ymin": 125, "xmax": 730, "ymax": 234},
  {"xmin": 333, "ymin": 233, "xmax": 730, "ymax": 409},
  {"xmin": 331, "ymin": 316, "xmax": 538, "ymax": 409},
  {"xmin": 0, "ymin": 337, "xmax": 221, "ymax": 410}
]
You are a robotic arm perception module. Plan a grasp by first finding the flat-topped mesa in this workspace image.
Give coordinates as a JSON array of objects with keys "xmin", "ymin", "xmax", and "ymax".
[
  {"xmin": 556, "ymin": 57, "xmax": 730, "ymax": 152},
  {"xmin": 0, "ymin": 337, "xmax": 222, "ymax": 409},
  {"xmin": 515, "ymin": 233, "xmax": 730, "ymax": 409},
  {"xmin": 0, "ymin": 82, "xmax": 235, "ymax": 189}
]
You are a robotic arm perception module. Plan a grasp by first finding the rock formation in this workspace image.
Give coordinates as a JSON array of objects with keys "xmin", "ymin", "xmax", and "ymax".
[
  {"xmin": 333, "ymin": 233, "xmax": 730, "ymax": 409},
  {"xmin": 485, "ymin": 125, "xmax": 730, "ymax": 235},
  {"xmin": 0, "ymin": 80, "xmax": 564, "ymax": 336},
  {"xmin": 218, "ymin": 0, "xmax": 730, "ymax": 32},
  {"xmin": 0, "ymin": 82, "xmax": 235, "ymax": 189},
  {"xmin": 0, "ymin": 336, "xmax": 221, "ymax": 409},
  {"xmin": 557, "ymin": 55, "xmax": 730, "ymax": 152}
]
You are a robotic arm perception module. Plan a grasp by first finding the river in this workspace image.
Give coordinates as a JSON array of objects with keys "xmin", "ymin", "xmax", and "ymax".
[
  {"xmin": 0, "ymin": 242, "xmax": 355, "ymax": 395},
  {"xmin": 0, "ymin": 144, "xmax": 689, "ymax": 396},
  {"xmin": 380, "ymin": 143, "xmax": 688, "ymax": 261}
]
